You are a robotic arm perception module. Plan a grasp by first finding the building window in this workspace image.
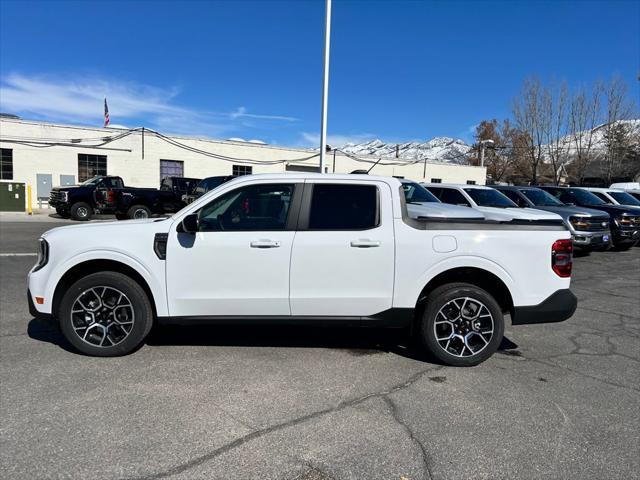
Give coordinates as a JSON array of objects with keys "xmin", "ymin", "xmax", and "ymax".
[
  {"xmin": 0, "ymin": 149, "xmax": 13, "ymax": 180},
  {"xmin": 232, "ymin": 165, "xmax": 253, "ymax": 176},
  {"xmin": 78, "ymin": 154, "xmax": 107, "ymax": 182},
  {"xmin": 466, "ymin": 180, "xmax": 477, "ymax": 185},
  {"xmin": 430, "ymin": 178, "xmax": 442, "ymax": 183},
  {"xmin": 160, "ymin": 159, "xmax": 184, "ymax": 182}
]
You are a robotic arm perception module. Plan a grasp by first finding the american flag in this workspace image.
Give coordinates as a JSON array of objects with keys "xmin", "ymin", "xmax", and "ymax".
[{"xmin": 104, "ymin": 98, "xmax": 110, "ymax": 127}]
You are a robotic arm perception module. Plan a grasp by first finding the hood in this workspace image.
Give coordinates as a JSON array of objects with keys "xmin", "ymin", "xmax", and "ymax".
[
  {"xmin": 473, "ymin": 206, "xmax": 562, "ymax": 221},
  {"xmin": 527, "ymin": 205, "xmax": 610, "ymax": 221},
  {"xmin": 406, "ymin": 202, "xmax": 485, "ymax": 220},
  {"xmin": 577, "ymin": 204, "xmax": 640, "ymax": 216},
  {"xmin": 42, "ymin": 217, "xmax": 170, "ymax": 238},
  {"xmin": 51, "ymin": 185, "xmax": 85, "ymax": 191}
]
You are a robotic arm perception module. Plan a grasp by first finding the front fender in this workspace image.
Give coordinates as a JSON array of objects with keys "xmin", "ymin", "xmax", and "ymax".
[{"xmin": 38, "ymin": 250, "xmax": 168, "ymax": 316}]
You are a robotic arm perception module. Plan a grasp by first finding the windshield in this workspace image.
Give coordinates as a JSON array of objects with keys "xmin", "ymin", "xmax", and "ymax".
[
  {"xmin": 402, "ymin": 182, "xmax": 439, "ymax": 203},
  {"xmin": 80, "ymin": 177, "xmax": 103, "ymax": 186},
  {"xmin": 464, "ymin": 188, "xmax": 516, "ymax": 208},
  {"xmin": 566, "ymin": 189, "xmax": 606, "ymax": 206},
  {"xmin": 609, "ymin": 191, "xmax": 640, "ymax": 206},
  {"xmin": 521, "ymin": 189, "xmax": 564, "ymax": 206}
]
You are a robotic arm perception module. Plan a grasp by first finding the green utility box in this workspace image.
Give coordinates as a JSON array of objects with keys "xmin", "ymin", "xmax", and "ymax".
[{"xmin": 0, "ymin": 182, "xmax": 26, "ymax": 212}]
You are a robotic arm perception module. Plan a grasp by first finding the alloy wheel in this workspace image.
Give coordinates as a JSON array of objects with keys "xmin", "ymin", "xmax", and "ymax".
[
  {"xmin": 433, "ymin": 297, "xmax": 494, "ymax": 357},
  {"xmin": 70, "ymin": 286, "xmax": 135, "ymax": 347}
]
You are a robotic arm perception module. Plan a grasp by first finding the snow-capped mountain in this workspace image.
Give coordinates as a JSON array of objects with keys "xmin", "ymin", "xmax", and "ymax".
[
  {"xmin": 338, "ymin": 120, "xmax": 639, "ymax": 165},
  {"xmin": 340, "ymin": 137, "xmax": 472, "ymax": 164}
]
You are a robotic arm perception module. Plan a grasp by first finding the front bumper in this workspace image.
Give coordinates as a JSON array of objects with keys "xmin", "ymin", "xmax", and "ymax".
[
  {"xmin": 613, "ymin": 228, "xmax": 639, "ymax": 245},
  {"xmin": 571, "ymin": 230, "xmax": 611, "ymax": 249},
  {"xmin": 27, "ymin": 289, "xmax": 53, "ymax": 321},
  {"xmin": 511, "ymin": 289, "xmax": 577, "ymax": 325}
]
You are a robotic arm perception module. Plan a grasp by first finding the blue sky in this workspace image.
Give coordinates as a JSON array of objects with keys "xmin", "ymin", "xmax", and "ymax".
[{"xmin": 0, "ymin": 0, "xmax": 638, "ymax": 146}]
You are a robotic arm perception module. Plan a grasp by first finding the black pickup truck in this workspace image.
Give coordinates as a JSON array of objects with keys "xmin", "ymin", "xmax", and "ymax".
[
  {"xmin": 95, "ymin": 176, "xmax": 201, "ymax": 219},
  {"xmin": 49, "ymin": 176, "xmax": 125, "ymax": 220}
]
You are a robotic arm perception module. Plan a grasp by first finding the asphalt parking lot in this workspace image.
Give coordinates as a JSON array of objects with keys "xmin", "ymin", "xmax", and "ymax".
[{"xmin": 1, "ymin": 219, "xmax": 638, "ymax": 480}]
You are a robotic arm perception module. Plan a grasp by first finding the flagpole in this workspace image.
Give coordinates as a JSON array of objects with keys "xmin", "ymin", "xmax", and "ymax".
[{"xmin": 319, "ymin": 0, "xmax": 331, "ymax": 174}]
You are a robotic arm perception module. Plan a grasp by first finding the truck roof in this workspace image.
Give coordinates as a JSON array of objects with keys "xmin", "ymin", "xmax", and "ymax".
[
  {"xmin": 223, "ymin": 172, "xmax": 404, "ymax": 185},
  {"xmin": 421, "ymin": 183, "xmax": 491, "ymax": 190}
]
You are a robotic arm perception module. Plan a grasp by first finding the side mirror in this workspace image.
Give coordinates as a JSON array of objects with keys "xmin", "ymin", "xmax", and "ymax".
[{"xmin": 180, "ymin": 213, "xmax": 199, "ymax": 233}]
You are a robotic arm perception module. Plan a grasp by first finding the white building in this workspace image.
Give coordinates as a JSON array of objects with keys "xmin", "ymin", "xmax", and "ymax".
[{"xmin": 0, "ymin": 117, "xmax": 486, "ymax": 209}]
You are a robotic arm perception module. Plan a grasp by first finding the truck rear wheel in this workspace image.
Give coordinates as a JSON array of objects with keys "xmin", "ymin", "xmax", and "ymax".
[
  {"xmin": 127, "ymin": 205, "xmax": 151, "ymax": 219},
  {"xmin": 70, "ymin": 202, "xmax": 92, "ymax": 221},
  {"xmin": 58, "ymin": 272, "xmax": 154, "ymax": 357},
  {"xmin": 419, "ymin": 283, "xmax": 504, "ymax": 367}
]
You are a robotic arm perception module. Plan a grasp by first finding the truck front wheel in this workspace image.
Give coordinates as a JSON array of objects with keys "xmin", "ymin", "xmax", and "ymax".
[
  {"xmin": 70, "ymin": 202, "xmax": 93, "ymax": 221},
  {"xmin": 58, "ymin": 272, "xmax": 154, "ymax": 357},
  {"xmin": 419, "ymin": 283, "xmax": 504, "ymax": 367}
]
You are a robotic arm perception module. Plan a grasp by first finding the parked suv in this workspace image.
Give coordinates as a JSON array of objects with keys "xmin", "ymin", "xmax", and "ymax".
[
  {"xmin": 423, "ymin": 184, "xmax": 563, "ymax": 222},
  {"xmin": 540, "ymin": 186, "xmax": 640, "ymax": 249},
  {"xmin": 48, "ymin": 176, "xmax": 124, "ymax": 221},
  {"xmin": 493, "ymin": 186, "xmax": 611, "ymax": 250}
]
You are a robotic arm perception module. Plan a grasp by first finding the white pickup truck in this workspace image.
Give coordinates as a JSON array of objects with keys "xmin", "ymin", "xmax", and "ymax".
[{"xmin": 28, "ymin": 174, "xmax": 577, "ymax": 366}]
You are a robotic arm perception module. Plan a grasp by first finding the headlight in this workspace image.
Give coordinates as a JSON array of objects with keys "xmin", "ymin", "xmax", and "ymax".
[
  {"xmin": 569, "ymin": 216, "xmax": 589, "ymax": 229},
  {"xmin": 615, "ymin": 215, "xmax": 632, "ymax": 226},
  {"xmin": 33, "ymin": 238, "xmax": 49, "ymax": 272},
  {"xmin": 61, "ymin": 191, "xmax": 68, "ymax": 202}
]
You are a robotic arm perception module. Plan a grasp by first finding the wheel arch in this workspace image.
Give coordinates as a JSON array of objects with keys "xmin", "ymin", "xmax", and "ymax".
[
  {"xmin": 415, "ymin": 267, "xmax": 514, "ymax": 318},
  {"xmin": 52, "ymin": 259, "xmax": 159, "ymax": 319}
]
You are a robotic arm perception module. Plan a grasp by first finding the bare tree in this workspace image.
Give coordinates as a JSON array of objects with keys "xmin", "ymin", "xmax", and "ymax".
[
  {"xmin": 542, "ymin": 81, "xmax": 570, "ymax": 184},
  {"xmin": 569, "ymin": 82, "xmax": 603, "ymax": 185},
  {"xmin": 602, "ymin": 76, "xmax": 635, "ymax": 184},
  {"xmin": 512, "ymin": 77, "xmax": 547, "ymax": 184}
]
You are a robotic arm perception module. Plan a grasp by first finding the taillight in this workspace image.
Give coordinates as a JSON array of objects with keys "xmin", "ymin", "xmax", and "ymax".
[
  {"xmin": 106, "ymin": 190, "xmax": 115, "ymax": 203},
  {"xmin": 552, "ymin": 239, "xmax": 573, "ymax": 278}
]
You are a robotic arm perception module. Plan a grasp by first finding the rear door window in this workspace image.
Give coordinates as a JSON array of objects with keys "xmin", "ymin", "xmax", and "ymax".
[{"xmin": 308, "ymin": 184, "xmax": 378, "ymax": 230}]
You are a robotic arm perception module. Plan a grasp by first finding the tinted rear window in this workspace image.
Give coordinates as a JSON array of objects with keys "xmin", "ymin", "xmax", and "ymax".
[{"xmin": 309, "ymin": 184, "xmax": 378, "ymax": 230}]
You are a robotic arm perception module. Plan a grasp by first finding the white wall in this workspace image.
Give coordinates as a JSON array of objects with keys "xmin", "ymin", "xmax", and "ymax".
[{"xmin": 0, "ymin": 118, "xmax": 486, "ymax": 209}]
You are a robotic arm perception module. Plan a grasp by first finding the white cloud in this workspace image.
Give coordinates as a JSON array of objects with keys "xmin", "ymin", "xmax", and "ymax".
[
  {"xmin": 300, "ymin": 131, "xmax": 376, "ymax": 147},
  {"xmin": 0, "ymin": 73, "xmax": 297, "ymax": 137}
]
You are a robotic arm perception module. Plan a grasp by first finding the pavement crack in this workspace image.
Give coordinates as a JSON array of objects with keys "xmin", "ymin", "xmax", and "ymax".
[
  {"xmin": 382, "ymin": 395, "xmax": 433, "ymax": 480},
  {"xmin": 124, "ymin": 365, "xmax": 444, "ymax": 480}
]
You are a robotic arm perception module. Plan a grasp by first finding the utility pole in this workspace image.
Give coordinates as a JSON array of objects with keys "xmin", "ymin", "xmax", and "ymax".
[
  {"xmin": 479, "ymin": 139, "xmax": 494, "ymax": 167},
  {"xmin": 319, "ymin": 0, "xmax": 332, "ymax": 173}
]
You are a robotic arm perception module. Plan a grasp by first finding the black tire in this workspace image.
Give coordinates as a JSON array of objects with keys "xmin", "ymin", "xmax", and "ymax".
[
  {"xmin": 419, "ymin": 283, "xmax": 504, "ymax": 367},
  {"xmin": 127, "ymin": 204, "xmax": 151, "ymax": 219},
  {"xmin": 115, "ymin": 213, "xmax": 129, "ymax": 220},
  {"xmin": 55, "ymin": 208, "xmax": 70, "ymax": 218},
  {"xmin": 58, "ymin": 272, "xmax": 154, "ymax": 357},
  {"xmin": 70, "ymin": 202, "xmax": 92, "ymax": 221}
]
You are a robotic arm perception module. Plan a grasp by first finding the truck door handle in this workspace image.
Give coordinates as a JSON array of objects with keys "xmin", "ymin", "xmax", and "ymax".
[
  {"xmin": 350, "ymin": 239, "xmax": 381, "ymax": 248},
  {"xmin": 250, "ymin": 240, "xmax": 281, "ymax": 248}
]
